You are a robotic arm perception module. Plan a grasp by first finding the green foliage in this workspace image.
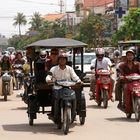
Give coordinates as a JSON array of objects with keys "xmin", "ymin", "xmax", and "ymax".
[
  {"xmin": 112, "ymin": 8, "xmax": 140, "ymax": 44},
  {"xmin": 75, "ymin": 15, "xmax": 109, "ymax": 48},
  {"xmin": 29, "ymin": 12, "xmax": 43, "ymax": 31}
]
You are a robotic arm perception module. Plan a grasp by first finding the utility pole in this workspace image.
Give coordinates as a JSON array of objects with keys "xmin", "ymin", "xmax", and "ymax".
[{"xmin": 59, "ymin": 0, "xmax": 66, "ymax": 13}]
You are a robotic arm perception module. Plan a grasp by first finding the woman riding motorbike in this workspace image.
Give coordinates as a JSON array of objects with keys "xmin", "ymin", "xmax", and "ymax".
[{"xmin": 0, "ymin": 54, "xmax": 13, "ymax": 96}]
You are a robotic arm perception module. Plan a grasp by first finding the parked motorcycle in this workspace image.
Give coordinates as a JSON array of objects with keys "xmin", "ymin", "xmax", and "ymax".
[
  {"xmin": 118, "ymin": 73, "xmax": 140, "ymax": 121},
  {"xmin": 1, "ymin": 71, "xmax": 12, "ymax": 101},
  {"xmin": 94, "ymin": 69, "xmax": 113, "ymax": 108},
  {"xmin": 50, "ymin": 80, "xmax": 78, "ymax": 135},
  {"xmin": 13, "ymin": 64, "xmax": 24, "ymax": 90}
]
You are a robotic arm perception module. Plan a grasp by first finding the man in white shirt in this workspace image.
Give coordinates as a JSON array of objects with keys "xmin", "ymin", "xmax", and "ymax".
[
  {"xmin": 89, "ymin": 48, "xmax": 114, "ymax": 100},
  {"xmin": 46, "ymin": 53, "xmax": 81, "ymax": 85},
  {"xmin": 46, "ymin": 52, "xmax": 82, "ymax": 118}
]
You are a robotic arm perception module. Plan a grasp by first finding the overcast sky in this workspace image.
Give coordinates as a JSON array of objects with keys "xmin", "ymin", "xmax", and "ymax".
[{"xmin": 0, "ymin": 0, "xmax": 75, "ymax": 38}]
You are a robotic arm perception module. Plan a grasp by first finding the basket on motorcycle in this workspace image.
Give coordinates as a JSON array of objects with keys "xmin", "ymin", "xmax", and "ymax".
[{"xmin": 2, "ymin": 75, "xmax": 11, "ymax": 82}]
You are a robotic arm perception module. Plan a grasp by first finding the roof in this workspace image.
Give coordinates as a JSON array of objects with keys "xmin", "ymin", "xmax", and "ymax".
[
  {"xmin": 26, "ymin": 38, "xmax": 87, "ymax": 49},
  {"xmin": 84, "ymin": 0, "xmax": 114, "ymax": 9},
  {"xmin": 43, "ymin": 13, "xmax": 65, "ymax": 22}
]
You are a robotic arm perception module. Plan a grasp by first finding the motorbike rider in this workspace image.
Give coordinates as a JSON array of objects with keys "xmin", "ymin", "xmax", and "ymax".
[
  {"xmin": 115, "ymin": 49, "xmax": 140, "ymax": 108},
  {"xmin": 0, "ymin": 54, "xmax": 13, "ymax": 96},
  {"xmin": 0, "ymin": 54, "xmax": 12, "ymax": 75},
  {"xmin": 89, "ymin": 48, "xmax": 114, "ymax": 100},
  {"xmin": 46, "ymin": 53, "xmax": 82, "ymax": 118}
]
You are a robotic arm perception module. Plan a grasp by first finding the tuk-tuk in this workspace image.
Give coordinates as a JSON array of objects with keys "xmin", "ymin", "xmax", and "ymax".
[
  {"xmin": 118, "ymin": 40, "xmax": 140, "ymax": 62},
  {"xmin": 25, "ymin": 38, "xmax": 87, "ymax": 130}
]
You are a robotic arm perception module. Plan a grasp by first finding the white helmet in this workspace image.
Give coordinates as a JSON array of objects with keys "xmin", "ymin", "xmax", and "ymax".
[
  {"xmin": 39, "ymin": 50, "xmax": 47, "ymax": 60},
  {"xmin": 95, "ymin": 48, "xmax": 105, "ymax": 56}
]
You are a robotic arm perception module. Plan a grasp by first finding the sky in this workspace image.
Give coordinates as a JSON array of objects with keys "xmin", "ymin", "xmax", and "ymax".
[{"xmin": 0, "ymin": 0, "xmax": 75, "ymax": 38}]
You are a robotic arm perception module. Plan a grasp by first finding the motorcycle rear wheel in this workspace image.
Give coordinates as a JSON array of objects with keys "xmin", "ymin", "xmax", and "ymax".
[
  {"xmin": 3, "ymin": 82, "xmax": 9, "ymax": 101},
  {"xmin": 63, "ymin": 107, "xmax": 71, "ymax": 135},
  {"xmin": 126, "ymin": 113, "xmax": 132, "ymax": 118},
  {"xmin": 79, "ymin": 116, "xmax": 85, "ymax": 125},
  {"xmin": 134, "ymin": 97, "xmax": 140, "ymax": 122}
]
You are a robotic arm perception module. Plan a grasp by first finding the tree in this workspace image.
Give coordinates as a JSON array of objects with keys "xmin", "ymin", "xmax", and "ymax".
[
  {"xmin": 13, "ymin": 12, "xmax": 27, "ymax": 36},
  {"xmin": 75, "ymin": 15, "xmax": 108, "ymax": 48},
  {"xmin": 29, "ymin": 12, "xmax": 43, "ymax": 31},
  {"xmin": 112, "ymin": 8, "xmax": 140, "ymax": 44}
]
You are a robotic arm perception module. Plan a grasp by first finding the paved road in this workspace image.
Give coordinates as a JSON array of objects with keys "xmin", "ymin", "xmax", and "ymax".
[{"xmin": 0, "ymin": 87, "xmax": 140, "ymax": 140}]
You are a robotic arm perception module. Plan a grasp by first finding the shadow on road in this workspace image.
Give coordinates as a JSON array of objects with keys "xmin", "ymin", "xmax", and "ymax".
[
  {"xmin": 2, "ymin": 122, "xmax": 77, "ymax": 135},
  {"xmin": 86, "ymin": 104, "xmax": 111, "ymax": 109},
  {"xmin": 105, "ymin": 117, "xmax": 136, "ymax": 122},
  {"xmin": 0, "ymin": 98, "xmax": 13, "ymax": 102},
  {"xmin": 11, "ymin": 107, "xmax": 27, "ymax": 110}
]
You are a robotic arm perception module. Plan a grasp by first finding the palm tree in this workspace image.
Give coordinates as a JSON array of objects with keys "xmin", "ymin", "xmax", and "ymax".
[
  {"xmin": 29, "ymin": 12, "xmax": 43, "ymax": 31},
  {"xmin": 13, "ymin": 12, "xmax": 27, "ymax": 36}
]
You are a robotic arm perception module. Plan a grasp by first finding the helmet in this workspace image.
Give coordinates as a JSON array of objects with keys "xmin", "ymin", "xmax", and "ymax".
[
  {"xmin": 95, "ymin": 48, "xmax": 105, "ymax": 56},
  {"xmin": 39, "ymin": 50, "xmax": 47, "ymax": 60},
  {"xmin": 114, "ymin": 49, "xmax": 120, "ymax": 57},
  {"xmin": 58, "ymin": 53, "xmax": 68, "ymax": 61},
  {"xmin": 126, "ymin": 49, "xmax": 135, "ymax": 56}
]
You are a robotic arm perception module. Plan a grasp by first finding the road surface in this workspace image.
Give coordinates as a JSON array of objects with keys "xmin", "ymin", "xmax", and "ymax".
[{"xmin": 0, "ymin": 87, "xmax": 140, "ymax": 140}]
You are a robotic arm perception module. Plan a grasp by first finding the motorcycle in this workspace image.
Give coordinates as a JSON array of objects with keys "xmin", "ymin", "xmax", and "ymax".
[
  {"xmin": 94, "ymin": 69, "xmax": 113, "ymax": 108},
  {"xmin": 13, "ymin": 64, "xmax": 24, "ymax": 90},
  {"xmin": 50, "ymin": 80, "xmax": 78, "ymax": 135},
  {"xmin": 118, "ymin": 73, "xmax": 140, "ymax": 121},
  {"xmin": 1, "ymin": 71, "xmax": 12, "ymax": 101}
]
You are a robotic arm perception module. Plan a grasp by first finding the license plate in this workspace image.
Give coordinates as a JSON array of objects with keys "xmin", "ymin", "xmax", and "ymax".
[
  {"xmin": 101, "ymin": 77, "xmax": 110, "ymax": 84},
  {"xmin": 133, "ymin": 87, "xmax": 140, "ymax": 92}
]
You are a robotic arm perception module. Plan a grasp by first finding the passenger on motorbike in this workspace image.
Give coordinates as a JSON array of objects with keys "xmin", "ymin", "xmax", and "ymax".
[
  {"xmin": 45, "ymin": 48, "xmax": 59, "ymax": 71},
  {"xmin": 12, "ymin": 51, "xmax": 25, "ymax": 89},
  {"xmin": 89, "ymin": 48, "xmax": 114, "ymax": 100},
  {"xmin": 115, "ymin": 49, "xmax": 140, "ymax": 108},
  {"xmin": 46, "ymin": 53, "xmax": 82, "ymax": 118}
]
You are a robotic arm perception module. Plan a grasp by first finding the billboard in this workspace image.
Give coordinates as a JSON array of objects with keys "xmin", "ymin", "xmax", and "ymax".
[{"xmin": 115, "ymin": 0, "xmax": 128, "ymax": 10}]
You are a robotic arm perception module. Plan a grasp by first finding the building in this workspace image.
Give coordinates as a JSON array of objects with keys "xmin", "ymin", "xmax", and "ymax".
[
  {"xmin": 43, "ymin": 12, "xmax": 83, "ymax": 27},
  {"xmin": 75, "ymin": 0, "xmax": 114, "ymax": 17}
]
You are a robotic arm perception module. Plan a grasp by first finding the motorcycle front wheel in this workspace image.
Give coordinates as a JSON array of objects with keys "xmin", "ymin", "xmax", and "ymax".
[
  {"xmin": 63, "ymin": 106, "xmax": 71, "ymax": 135},
  {"xmin": 134, "ymin": 97, "xmax": 140, "ymax": 122},
  {"xmin": 102, "ymin": 89, "xmax": 108, "ymax": 109}
]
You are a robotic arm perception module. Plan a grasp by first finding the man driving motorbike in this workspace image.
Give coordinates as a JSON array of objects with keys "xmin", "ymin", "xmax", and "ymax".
[
  {"xmin": 89, "ymin": 48, "xmax": 114, "ymax": 100},
  {"xmin": 115, "ymin": 49, "xmax": 140, "ymax": 108},
  {"xmin": 46, "ymin": 53, "xmax": 82, "ymax": 118}
]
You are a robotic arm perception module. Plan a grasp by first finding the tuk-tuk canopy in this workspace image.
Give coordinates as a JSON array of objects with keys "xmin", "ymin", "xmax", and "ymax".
[
  {"xmin": 118, "ymin": 40, "xmax": 140, "ymax": 44},
  {"xmin": 26, "ymin": 38, "xmax": 87, "ymax": 49}
]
